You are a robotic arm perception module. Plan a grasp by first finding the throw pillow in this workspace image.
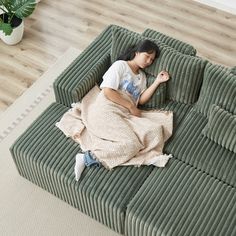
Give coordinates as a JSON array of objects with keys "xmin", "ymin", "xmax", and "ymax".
[
  {"xmin": 202, "ymin": 105, "xmax": 236, "ymax": 153},
  {"xmin": 196, "ymin": 63, "xmax": 236, "ymax": 116}
]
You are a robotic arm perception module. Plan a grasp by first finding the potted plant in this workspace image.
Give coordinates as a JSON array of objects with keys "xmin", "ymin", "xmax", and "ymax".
[{"xmin": 0, "ymin": 0, "xmax": 36, "ymax": 45}]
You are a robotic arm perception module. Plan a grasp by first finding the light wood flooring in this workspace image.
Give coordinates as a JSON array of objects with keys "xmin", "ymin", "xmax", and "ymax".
[{"xmin": 0, "ymin": 0, "xmax": 235, "ymax": 115}]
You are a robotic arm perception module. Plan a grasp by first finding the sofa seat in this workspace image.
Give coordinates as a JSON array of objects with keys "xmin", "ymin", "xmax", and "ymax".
[
  {"xmin": 165, "ymin": 110, "xmax": 236, "ymax": 187},
  {"xmin": 162, "ymin": 101, "xmax": 193, "ymax": 130},
  {"xmin": 10, "ymin": 102, "xmax": 154, "ymax": 235},
  {"xmin": 125, "ymin": 158, "xmax": 236, "ymax": 236}
]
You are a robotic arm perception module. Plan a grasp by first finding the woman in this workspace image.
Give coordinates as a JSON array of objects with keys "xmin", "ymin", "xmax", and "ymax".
[
  {"xmin": 101, "ymin": 39, "xmax": 170, "ymax": 117},
  {"xmin": 57, "ymin": 39, "xmax": 173, "ymax": 181}
]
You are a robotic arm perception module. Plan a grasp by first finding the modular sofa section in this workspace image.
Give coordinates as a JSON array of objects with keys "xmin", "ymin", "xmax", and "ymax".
[
  {"xmin": 165, "ymin": 109, "xmax": 236, "ymax": 186},
  {"xmin": 10, "ymin": 102, "xmax": 155, "ymax": 235},
  {"xmin": 125, "ymin": 159, "xmax": 236, "ymax": 236},
  {"xmin": 165, "ymin": 62, "xmax": 236, "ymax": 186}
]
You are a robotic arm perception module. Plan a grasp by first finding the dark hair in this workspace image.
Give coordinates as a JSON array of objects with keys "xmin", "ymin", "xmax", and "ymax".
[{"xmin": 117, "ymin": 39, "xmax": 160, "ymax": 61}]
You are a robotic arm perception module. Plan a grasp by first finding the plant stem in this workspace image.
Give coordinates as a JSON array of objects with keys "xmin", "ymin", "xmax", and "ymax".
[{"xmin": 9, "ymin": 13, "xmax": 14, "ymax": 24}]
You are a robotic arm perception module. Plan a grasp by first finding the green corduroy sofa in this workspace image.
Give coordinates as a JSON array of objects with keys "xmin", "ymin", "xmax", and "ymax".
[{"xmin": 10, "ymin": 25, "xmax": 236, "ymax": 236}]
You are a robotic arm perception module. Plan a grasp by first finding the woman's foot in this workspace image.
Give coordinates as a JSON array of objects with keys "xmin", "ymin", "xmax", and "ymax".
[{"xmin": 74, "ymin": 153, "xmax": 85, "ymax": 181}]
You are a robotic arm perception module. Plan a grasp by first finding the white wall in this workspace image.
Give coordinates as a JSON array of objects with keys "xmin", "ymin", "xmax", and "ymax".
[{"xmin": 195, "ymin": 0, "xmax": 236, "ymax": 15}]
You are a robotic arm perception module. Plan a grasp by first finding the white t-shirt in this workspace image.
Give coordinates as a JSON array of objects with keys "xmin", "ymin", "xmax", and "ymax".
[{"xmin": 100, "ymin": 60, "xmax": 147, "ymax": 103}]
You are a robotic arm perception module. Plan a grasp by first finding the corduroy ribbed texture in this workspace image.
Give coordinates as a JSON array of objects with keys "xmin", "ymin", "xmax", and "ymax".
[
  {"xmin": 53, "ymin": 25, "xmax": 120, "ymax": 107},
  {"xmin": 145, "ymin": 47, "xmax": 207, "ymax": 104},
  {"xmin": 110, "ymin": 27, "xmax": 172, "ymax": 64},
  {"xmin": 162, "ymin": 101, "xmax": 193, "ymax": 130},
  {"xmin": 111, "ymin": 27, "xmax": 197, "ymax": 63},
  {"xmin": 202, "ymin": 105, "xmax": 236, "ymax": 153},
  {"xmin": 111, "ymin": 28, "xmax": 207, "ymax": 104},
  {"xmin": 230, "ymin": 66, "xmax": 236, "ymax": 75},
  {"xmin": 125, "ymin": 159, "xmax": 236, "ymax": 236},
  {"xmin": 10, "ymin": 103, "xmax": 81, "ymax": 205},
  {"xmin": 78, "ymin": 165, "xmax": 153, "ymax": 234},
  {"xmin": 10, "ymin": 102, "xmax": 154, "ymax": 235},
  {"xmin": 142, "ymin": 28, "xmax": 197, "ymax": 56},
  {"xmin": 195, "ymin": 62, "xmax": 236, "ymax": 116},
  {"xmin": 158, "ymin": 47, "xmax": 206, "ymax": 104},
  {"xmin": 165, "ymin": 110, "xmax": 236, "ymax": 187},
  {"xmin": 140, "ymin": 98, "xmax": 192, "ymax": 133}
]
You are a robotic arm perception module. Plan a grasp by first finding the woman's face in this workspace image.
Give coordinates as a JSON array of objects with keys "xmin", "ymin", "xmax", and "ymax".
[{"xmin": 134, "ymin": 51, "xmax": 156, "ymax": 69}]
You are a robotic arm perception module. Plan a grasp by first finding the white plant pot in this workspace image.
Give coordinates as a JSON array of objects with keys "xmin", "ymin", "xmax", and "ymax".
[{"xmin": 0, "ymin": 20, "xmax": 24, "ymax": 45}]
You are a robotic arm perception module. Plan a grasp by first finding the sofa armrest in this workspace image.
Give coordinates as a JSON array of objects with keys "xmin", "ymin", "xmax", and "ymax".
[
  {"xmin": 54, "ymin": 52, "xmax": 111, "ymax": 106},
  {"xmin": 53, "ymin": 25, "xmax": 114, "ymax": 107},
  {"xmin": 71, "ymin": 53, "xmax": 111, "ymax": 103}
]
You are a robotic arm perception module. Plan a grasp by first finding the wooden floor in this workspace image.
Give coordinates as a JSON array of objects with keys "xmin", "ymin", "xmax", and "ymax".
[{"xmin": 0, "ymin": 0, "xmax": 235, "ymax": 115}]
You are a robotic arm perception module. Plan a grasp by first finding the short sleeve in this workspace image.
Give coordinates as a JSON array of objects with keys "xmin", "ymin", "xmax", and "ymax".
[
  {"xmin": 140, "ymin": 71, "xmax": 147, "ymax": 93},
  {"xmin": 100, "ymin": 61, "xmax": 125, "ymax": 90}
]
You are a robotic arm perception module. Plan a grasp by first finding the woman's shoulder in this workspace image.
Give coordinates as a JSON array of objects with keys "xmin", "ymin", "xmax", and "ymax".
[
  {"xmin": 109, "ymin": 60, "xmax": 128, "ymax": 72},
  {"xmin": 112, "ymin": 60, "xmax": 127, "ymax": 67}
]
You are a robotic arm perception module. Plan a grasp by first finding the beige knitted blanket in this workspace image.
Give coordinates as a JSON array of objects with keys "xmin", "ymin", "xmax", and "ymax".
[{"xmin": 56, "ymin": 86, "xmax": 173, "ymax": 169}]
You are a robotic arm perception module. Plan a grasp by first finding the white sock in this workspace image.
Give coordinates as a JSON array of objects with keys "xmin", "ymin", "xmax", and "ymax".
[
  {"xmin": 74, "ymin": 153, "xmax": 85, "ymax": 181},
  {"xmin": 152, "ymin": 154, "xmax": 172, "ymax": 167}
]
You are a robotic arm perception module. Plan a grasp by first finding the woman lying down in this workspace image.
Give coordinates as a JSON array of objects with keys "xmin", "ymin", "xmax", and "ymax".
[{"xmin": 56, "ymin": 39, "xmax": 173, "ymax": 181}]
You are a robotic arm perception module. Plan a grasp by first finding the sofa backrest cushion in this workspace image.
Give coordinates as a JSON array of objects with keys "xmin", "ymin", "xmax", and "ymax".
[
  {"xmin": 196, "ymin": 62, "xmax": 236, "ymax": 116},
  {"xmin": 110, "ymin": 27, "xmax": 170, "ymax": 63},
  {"xmin": 142, "ymin": 28, "xmax": 197, "ymax": 56},
  {"xmin": 202, "ymin": 105, "xmax": 236, "ymax": 153},
  {"xmin": 111, "ymin": 28, "xmax": 207, "ymax": 104}
]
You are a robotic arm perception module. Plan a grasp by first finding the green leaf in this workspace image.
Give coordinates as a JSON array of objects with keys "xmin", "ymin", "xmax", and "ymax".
[
  {"xmin": 0, "ymin": 0, "xmax": 14, "ymax": 13},
  {"xmin": 12, "ymin": 0, "xmax": 36, "ymax": 19},
  {"xmin": 0, "ymin": 21, "xmax": 13, "ymax": 35}
]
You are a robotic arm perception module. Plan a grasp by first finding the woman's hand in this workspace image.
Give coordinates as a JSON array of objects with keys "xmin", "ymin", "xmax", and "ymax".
[
  {"xmin": 155, "ymin": 70, "xmax": 170, "ymax": 84},
  {"xmin": 103, "ymin": 88, "xmax": 142, "ymax": 117}
]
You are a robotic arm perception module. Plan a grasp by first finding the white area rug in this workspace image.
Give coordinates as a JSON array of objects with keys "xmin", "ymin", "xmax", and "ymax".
[{"xmin": 0, "ymin": 48, "xmax": 120, "ymax": 236}]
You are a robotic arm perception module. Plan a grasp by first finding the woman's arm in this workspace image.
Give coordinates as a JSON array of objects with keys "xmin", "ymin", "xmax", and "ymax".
[
  {"xmin": 103, "ymin": 88, "xmax": 142, "ymax": 117},
  {"xmin": 139, "ymin": 71, "xmax": 170, "ymax": 105}
]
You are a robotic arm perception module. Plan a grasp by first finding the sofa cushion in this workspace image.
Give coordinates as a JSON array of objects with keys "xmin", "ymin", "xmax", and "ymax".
[
  {"xmin": 196, "ymin": 62, "xmax": 236, "ymax": 116},
  {"xmin": 78, "ymin": 165, "xmax": 153, "ymax": 234},
  {"xmin": 125, "ymin": 159, "xmax": 236, "ymax": 236},
  {"xmin": 10, "ymin": 102, "xmax": 154, "ymax": 235},
  {"xmin": 142, "ymin": 28, "xmax": 197, "ymax": 56},
  {"xmin": 202, "ymin": 105, "xmax": 236, "ymax": 153},
  {"xmin": 146, "ymin": 48, "xmax": 206, "ymax": 104},
  {"xmin": 164, "ymin": 110, "xmax": 236, "ymax": 187}
]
